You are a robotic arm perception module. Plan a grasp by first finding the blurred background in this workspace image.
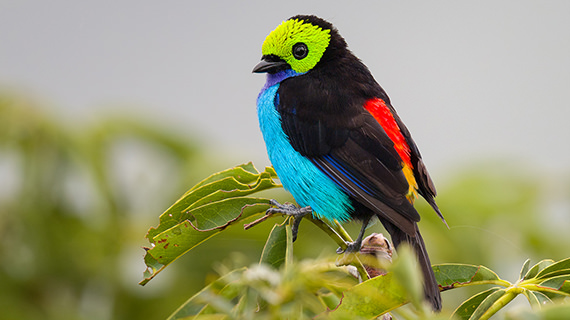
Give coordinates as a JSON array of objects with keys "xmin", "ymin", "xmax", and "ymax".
[{"xmin": 1, "ymin": 1, "xmax": 569, "ymax": 319}]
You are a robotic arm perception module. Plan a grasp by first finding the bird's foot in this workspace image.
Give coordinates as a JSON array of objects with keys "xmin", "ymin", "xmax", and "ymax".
[
  {"xmin": 266, "ymin": 199, "xmax": 312, "ymax": 217},
  {"xmin": 336, "ymin": 216, "xmax": 372, "ymax": 254},
  {"xmin": 266, "ymin": 199, "xmax": 312, "ymax": 241},
  {"xmin": 336, "ymin": 240, "xmax": 363, "ymax": 254}
]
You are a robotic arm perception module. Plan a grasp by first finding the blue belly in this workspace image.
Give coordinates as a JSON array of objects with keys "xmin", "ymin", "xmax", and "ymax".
[{"xmin": 257, "ymin": 84, "xmax": 353, "ymax": 222}]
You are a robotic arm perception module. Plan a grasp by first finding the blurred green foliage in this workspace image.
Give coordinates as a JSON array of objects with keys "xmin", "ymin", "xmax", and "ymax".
[
  {"xmin": 1, "ymin": 92, "xmax": 569, "ymax": 319},
  {"xmin": 0, "ymin": 93, "xmax": 216, "ymax": 319}
]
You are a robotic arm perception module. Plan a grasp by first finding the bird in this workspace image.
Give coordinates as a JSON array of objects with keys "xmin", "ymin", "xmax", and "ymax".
[{"xmin": 253, "ymin": 15, "xmax": 446, "ymax": 311}]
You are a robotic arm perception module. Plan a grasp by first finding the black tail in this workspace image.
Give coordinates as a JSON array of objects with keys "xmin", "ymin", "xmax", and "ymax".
[{"xmin": 381, "ymin": 219, "xmax": 442, "ymax": 311}]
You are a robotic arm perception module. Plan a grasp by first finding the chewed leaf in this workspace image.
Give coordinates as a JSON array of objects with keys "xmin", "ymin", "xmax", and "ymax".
[
  {"xmin": 150, "ymin": 200, "xmax": 269, "ymax": 264},
  {"xmin": 186, "ymin": 176, "xmax": 278, "ymax": 213},
  {"xmin": 140, "ymin": 200, "xmax": 271, "ymax": 285},
  {"xmin": 189, "ymin": 198, "xmax": 271, "ymax": 231},
  {"xmin": 433, "ymin": 263, "xmax": 505, "ymax": 291},
  {"xmin": 140, "ymin": 163, "xmax": 284, "ymax": 285},
  {"xmin": 146, "ymin": 163, "xmax": 279, "ymax": 240},
  {"xmin": 140, "ymin": 249, "xmax": 166, "ymax": 286},
  {"xmin": 190, "ymin": 163, "xmax": 276, "ymax": 192}
]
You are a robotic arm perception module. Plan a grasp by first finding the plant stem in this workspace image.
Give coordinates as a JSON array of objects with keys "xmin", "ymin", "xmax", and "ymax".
[
  {"xmin": 305, "ymin": 215, "xmax": 347, "ymax": 248},
  {"xmin": 479, "ymin": 288, "xmax": 521, "ymax": 320},
  {"xmin": 305, "ymin": 215, "xmax": 370, "ymax": 281},
  {"xmin": 332, "ymin": 220, "xmax": 354, "ymax": 244}
]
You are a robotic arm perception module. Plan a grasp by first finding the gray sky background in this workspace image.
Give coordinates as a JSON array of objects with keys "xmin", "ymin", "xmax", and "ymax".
[{"xmin": 2, "ymin": 1, "xmax": 569, "ymax": 178}]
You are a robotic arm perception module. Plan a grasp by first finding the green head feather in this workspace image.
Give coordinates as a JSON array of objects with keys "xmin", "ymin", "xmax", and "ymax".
[{"xmin": 261, "ymin": 18, "xmax": 331, "ymax": 73}]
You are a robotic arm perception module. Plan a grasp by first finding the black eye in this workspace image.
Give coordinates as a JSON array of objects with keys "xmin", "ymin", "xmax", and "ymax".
[{"xmin": 292, "ymin": 42, "xmax": 308, "ymax": 60}]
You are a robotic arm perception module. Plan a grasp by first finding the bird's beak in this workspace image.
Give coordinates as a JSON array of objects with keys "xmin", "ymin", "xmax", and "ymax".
[{"xmin": 252, "ymin": 56, "xmax": 290, "ymax": 73}]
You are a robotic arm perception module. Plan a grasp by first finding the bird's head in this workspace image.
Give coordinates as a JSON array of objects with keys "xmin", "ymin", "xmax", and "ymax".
[{"xmin": 253, "ymin": 15, "xmax": 346, "ymax": 75}]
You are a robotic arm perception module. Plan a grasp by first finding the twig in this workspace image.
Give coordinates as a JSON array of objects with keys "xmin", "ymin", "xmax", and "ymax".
[
  {"xmin": 305, "ymin": 215, "xmax": 370, "ymax": 281},
  {"xmin": 244, "ymin": 212, "xmax": 275, "ymax": 230}
]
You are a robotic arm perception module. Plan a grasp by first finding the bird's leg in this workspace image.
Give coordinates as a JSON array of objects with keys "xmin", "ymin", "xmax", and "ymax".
[
  {"xmin": 337, "ymin": 216, "xmax": 372, "ymax": 254},
  {"xmin": 266, "ymin": 199, "xmax": 312, "ymax": 241},
  {"xmin": 291, "ymin": 215, "xmax": 304, "ymax": 242}
]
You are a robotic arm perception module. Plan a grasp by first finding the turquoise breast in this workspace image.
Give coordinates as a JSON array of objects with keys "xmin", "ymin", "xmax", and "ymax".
[{"xmin": 257, "ymin": 83, "xmax": 353, "ymax": 222}]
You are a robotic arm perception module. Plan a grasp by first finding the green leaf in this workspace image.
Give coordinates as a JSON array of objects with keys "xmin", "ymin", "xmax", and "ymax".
[
  {"xmin": 146, "ymin": 163, "xmax": 279, "ymax": 240},
  {"xmin": 519, "ymin": 259, "xmax": 531, "ymax": 280},
  {"xmin": 150, "ymin": 199, "xmax": 269, "ymax": 264},
  {"xmin": 433, "ymin": 263, "xmax": 507, "ymax": 290},
  {"xmin": 318, "ymin": 293, "xmax": 342, "ymax": 312},
  {"xmin": 140, "ymin": 249, "xmax": 166, "ymax": 286},
  {"xmin": 506, "ymin": 302, "xmax": 570, "ymax": 320},
  {"xmin": 523, "ymin": 290, "xmax": 552, "ymax": 308},
  {"xmin": 166, "ymin": 267, "xmax": 246, "ymax": 320},
  {"xmin": 326, "ymin": 272, "xmax": 407, "ymax": 319},
  {"xmin": 140, "ymin": 200, "xmax": 270, "ymax": 284},
  {"xmin": 285, "ymin": 221, "xmax": 294, "ymax": 269},
  {"xmin": 188, "ymin": 197, "xmax": 270, "ymax": 231},
  {"xmin": 535, "ymin": 268, "xmax": 570, "ymax": 280},
  {"xmin": 190, "ymin": 163, "xmax": 276, "ymax": 192},
  {"xmin": 452, "ymin": 287, "xmax": 503, "ymax": 320},
  {"xmin": 141, "ymin": 163, "xmax": 282, "ymax": 285},
  {"xmin": 472, "ymin": 288, "xmax": 516, "ymax": 320},
  {"xmin": 183, "ymin": 315, "xmax": 228, "ymax": 320},
  {"xmin": 535, "ymin": 257, "xmax": 570, "ymax": 279},
  {"xmin": 259, "ymin": 221, "xmax": 289, "ymax": 269},
  {"xmin": 391, "ymin": 244, "xmax": 424, "ymax": 310},
  {"xmin": 536, "ymin": 275, "xmax": 570, "ymax": 295},
  {"xmin": 524, "ymin": 259, "xmax": 554, "ymax": 280},
  {"xmin": 184, "ymin": 169, "xmax": 278, "ymax": 216}
]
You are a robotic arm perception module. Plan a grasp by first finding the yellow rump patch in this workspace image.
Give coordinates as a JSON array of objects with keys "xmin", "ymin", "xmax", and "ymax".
[{"xmin": 402, "ymin": 164, "xmax": 418, "ymax": 203}]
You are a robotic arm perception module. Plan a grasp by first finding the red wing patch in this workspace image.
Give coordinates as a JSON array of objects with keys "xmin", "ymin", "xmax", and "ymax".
[
  {"xmin": 364, "ymin": 98, "xmax": 418, "ymax": 201},
  {"xmin": 364, "ymin": 98, "xmax": 412, "ymax": 168}
]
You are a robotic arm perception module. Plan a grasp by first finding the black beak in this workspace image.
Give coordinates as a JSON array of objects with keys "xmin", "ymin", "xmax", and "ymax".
[{"xmin": 252, "ymin": 56, "xmax": 290, "ymax": 73}]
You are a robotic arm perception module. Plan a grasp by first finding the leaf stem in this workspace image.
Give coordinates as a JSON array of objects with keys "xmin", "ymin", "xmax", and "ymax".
[
  {"xmin": 521, "ymin": 283, "xmax": 570, "ymax": 297},
  {"xmin": 445, "ymin": 279, "xmax": 512, "ymax": 290}
]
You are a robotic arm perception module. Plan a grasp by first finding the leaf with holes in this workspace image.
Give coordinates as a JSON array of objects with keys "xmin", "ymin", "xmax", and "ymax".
[
  {"xmin": 140, "ymin": 163, "xmax": 281, "ymax": 285},
  {"xmin": 146, "ymin": 163, "xmax": 279, "ymax": 240},
  {"xmin": 433, "ymin": 263, "xmax": 506, "ymax": 291}
]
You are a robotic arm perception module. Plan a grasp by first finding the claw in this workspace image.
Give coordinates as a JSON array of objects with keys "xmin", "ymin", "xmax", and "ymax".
[
  {"xmin": 266, "ymin": 200, "xmax": 312, "ymax": 218},
  {"xmin": 336, "ymin": 215, "xmax": 372, "ymax": 254},
  {"xmin": 266, "ymin": 199, "xmax": 312, "ymax": 241},
  {"xmin": 292, "ymin": 216, "xmax": 303, "ymax": 242},
  {"xmin": 336, "ymin": 241, "xmax": 362, "ymax": 254}
]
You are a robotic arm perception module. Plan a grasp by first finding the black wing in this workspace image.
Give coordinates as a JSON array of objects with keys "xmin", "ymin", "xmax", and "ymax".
[
  {"xmin": 389, "ymin": 107, "xmax": 446, "ymax": 223},
  {"xmin": 277, "ymin": 69, "xmax": 421, "ymax": 236}
]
